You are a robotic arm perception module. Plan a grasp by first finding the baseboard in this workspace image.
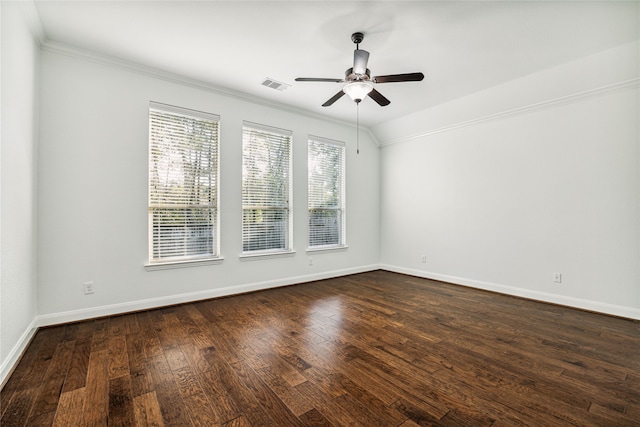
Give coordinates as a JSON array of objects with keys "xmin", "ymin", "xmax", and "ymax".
[
  {"xmin": 380, "ymin": 264, "xmax": 640, "ymax": 321},
  {"xmin": 5, "ymin": 263, "xmax": 636, "ymax": 387},
  {"xmin": 2, "ymin": 265, "xmax": 377, "ymax": 386},
  {"xmin": 1, "ymin": 317, "xmax": 39, "ymax": 387},
  {"xmin": 36, "ymin": 264, "xmax": 380, "ymax": 327}
]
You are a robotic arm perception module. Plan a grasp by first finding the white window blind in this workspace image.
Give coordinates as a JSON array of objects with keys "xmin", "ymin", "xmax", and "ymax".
[
  {"xmin": 149, "ymin": 102, "xmax": 219, "ymax": 263},
  {"xmin": 242, "ymin": 122, "xmax": 292, "ymax": 254},
  {"xmin": 308, "ymin": 136, "xmax": 345, "ymax": 248}
]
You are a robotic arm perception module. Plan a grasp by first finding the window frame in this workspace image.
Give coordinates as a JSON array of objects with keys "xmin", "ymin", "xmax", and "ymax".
[
  {"xmin": 146, "ymin": 102, "xmax": 222, "ymax": 270},
  {"xmin": 307, "ymin": 135, "xmax": 346, "ymax": 251},
  {"xmin": 241, "ymin": 121, "xmax": 294, "ymax": 258}
]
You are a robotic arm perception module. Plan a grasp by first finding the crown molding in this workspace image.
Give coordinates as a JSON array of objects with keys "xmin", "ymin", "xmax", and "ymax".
[
  {"xmin": 379, "ymin": 78, "xmax": 640, "ymax": 148},
  {"xmin": 19, "ymin": 0, "xmax": 47, "ymax": 45},
  {"xmin": 40, "ymin": 40, "xmax": 381, "ymax": 144}
]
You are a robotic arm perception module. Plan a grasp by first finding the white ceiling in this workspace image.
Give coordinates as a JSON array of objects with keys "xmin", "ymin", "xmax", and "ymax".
[{"xmin": 33, "ymin": 1, "xmax": 638, "ymax": 128}]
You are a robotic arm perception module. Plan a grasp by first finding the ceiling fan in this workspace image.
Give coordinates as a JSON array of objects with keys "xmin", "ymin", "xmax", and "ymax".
[{"xmin": 295, "ymin": 32, "xmax": 424, "ymax": 107}]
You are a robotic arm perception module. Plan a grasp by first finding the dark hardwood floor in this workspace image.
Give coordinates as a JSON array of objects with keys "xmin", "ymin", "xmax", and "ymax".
[{"xmin": 2, "ymin": 270, "xmax": 639, "ymax": 426}]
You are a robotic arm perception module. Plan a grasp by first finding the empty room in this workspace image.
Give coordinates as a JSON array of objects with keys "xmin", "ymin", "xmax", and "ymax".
[{"xmin": 1, "ymin": 1, "xmax": 639, "ymax": 426}]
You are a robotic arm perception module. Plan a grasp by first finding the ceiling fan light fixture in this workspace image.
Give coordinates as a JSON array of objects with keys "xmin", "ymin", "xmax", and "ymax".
[{"xmin": 343, "ymin": 81, "xmax": 373, "ymax": 103}]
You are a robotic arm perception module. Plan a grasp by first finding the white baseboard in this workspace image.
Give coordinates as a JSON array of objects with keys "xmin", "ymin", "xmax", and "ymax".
[
  {"xmin": 1, "ymin": 317, "xmax": 39, "ymax": 387},
  {"xmin": 5, "ymin": 263, "xmax": 637, "ymax": 387},
  {"xmin": 380, "ymin": 264, "xmax": 640, "ymax": 321},
  {"xmin": 36, "ymin": 264, "xmax": 380, "ymax": 327},
  {"xmin": 2, "ymin": 265, "xmax": 377, "ymax": 385}
]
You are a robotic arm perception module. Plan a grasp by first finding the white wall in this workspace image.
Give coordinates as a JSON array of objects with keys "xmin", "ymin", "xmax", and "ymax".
[
  {"xmin": 378, "ymin": 42, "xmax": 640, "ymax": 319},
  {"xmin": 36, "ymin": 47, "xmax": 380, "ymax": 323},
  {"xmin": 1, "ymin": 1, "xmax": 40, "ymax": 381}
]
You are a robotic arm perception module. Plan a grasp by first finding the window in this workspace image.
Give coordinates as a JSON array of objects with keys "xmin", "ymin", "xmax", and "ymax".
[
  {"xmin": 148, "ymin": 102, "xmax": 219, "ymax": 265},
  {"xmin": 308, "ymin": 136, "xmax": 345, "ymax": 248},
  {"xmin": 242, "ymin": 122, "xmax": 292, "ymax": 254}
]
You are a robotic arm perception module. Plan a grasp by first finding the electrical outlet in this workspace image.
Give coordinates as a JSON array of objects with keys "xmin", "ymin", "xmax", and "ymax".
[
  {"xmin": 553, "ymin": 273, "xmax": 562, "ymax": 284},
  {"xmin": 420, "ymin": 255, "xmax": 427, "ymax": 263},
  {"xmin": 308, "ymin": 258, "xmax": 313, "ymax": 266},
  {"xmin": 83, "ymin": 281, "xmax": 94, "ymax": 295}
]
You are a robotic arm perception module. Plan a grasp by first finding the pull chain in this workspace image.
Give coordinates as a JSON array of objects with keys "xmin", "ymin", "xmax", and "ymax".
[{"xmin": 356, "ymin": 101, "xmax": 360, "ymax": 155}]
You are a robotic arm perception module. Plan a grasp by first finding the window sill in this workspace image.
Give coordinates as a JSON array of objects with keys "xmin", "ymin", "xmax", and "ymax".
[
  {"xmin": 240, "ymin": 250, "xmax": 296, "ymax": 261},
  {"xmin": 145, "ymin": 257, "xmax": 224, "ymax": 271},
  {"xmin": 306, "ymin": 245, "xmax": 349, "ymax": 254}
]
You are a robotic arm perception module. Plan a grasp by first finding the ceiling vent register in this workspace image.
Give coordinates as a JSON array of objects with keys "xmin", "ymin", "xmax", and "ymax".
[{"xmin": 261, "ymin": 78, "xmax": 290, "ymax": 91}]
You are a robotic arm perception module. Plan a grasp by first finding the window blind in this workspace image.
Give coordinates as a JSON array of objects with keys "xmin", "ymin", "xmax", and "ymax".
[
  {"xmin": 308, "ymin": 136, "xmax": 345, "ymax": 248},
  {"xmin": 242, "ymin": 122, "xmax": 292, "ymax": 253},
  {"xmin": 149, "ymin": 102, "xmax": 219, "ymax": 262}
]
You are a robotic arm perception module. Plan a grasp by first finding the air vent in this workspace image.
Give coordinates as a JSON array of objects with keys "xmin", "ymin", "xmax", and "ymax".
[{"xmin": 261, "ymin": 78, "xmax": 290, "ymax": 91}]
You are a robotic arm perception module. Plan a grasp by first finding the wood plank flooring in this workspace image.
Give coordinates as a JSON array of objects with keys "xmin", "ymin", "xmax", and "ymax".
[{"xmin": 2, "ymin": 270, "xmax": 639, "ymax": 426}]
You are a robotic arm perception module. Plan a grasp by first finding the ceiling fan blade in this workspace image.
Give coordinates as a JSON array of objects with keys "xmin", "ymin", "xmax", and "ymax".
[
  {"xmin": 373, "ymin": 72, "xmax": 424, "ymax": 84},
  {"xmin": 295, "ymin": 77, "xmax": 344, "ymax": 83},
  {"xmin": 368, "ymin": 88, "xmax": 390, "ymax": 106},
  {"xmin": 322, "ymin": 90, "xmax": 346, "ymax": 107},
  {"xmin": 353, "ymin": 49, "xmax": 370, "ymax": 75}
]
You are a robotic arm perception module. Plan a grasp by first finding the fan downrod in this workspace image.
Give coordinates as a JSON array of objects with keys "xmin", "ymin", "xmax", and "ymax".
[{"xmin": 351, "ymin": 32, "xmax": 364, "ymax": 45}]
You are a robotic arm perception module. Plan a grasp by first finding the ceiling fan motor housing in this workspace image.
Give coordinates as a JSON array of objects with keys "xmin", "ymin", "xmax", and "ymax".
[{"xmin": 345, "ymin": 67, "xmax": 371, "ymax": 82}]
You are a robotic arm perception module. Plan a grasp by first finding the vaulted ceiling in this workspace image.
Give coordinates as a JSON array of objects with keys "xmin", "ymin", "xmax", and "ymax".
[{"xmin": 33, "ymin": 1, "xmax": 638, "ymax": 127}]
